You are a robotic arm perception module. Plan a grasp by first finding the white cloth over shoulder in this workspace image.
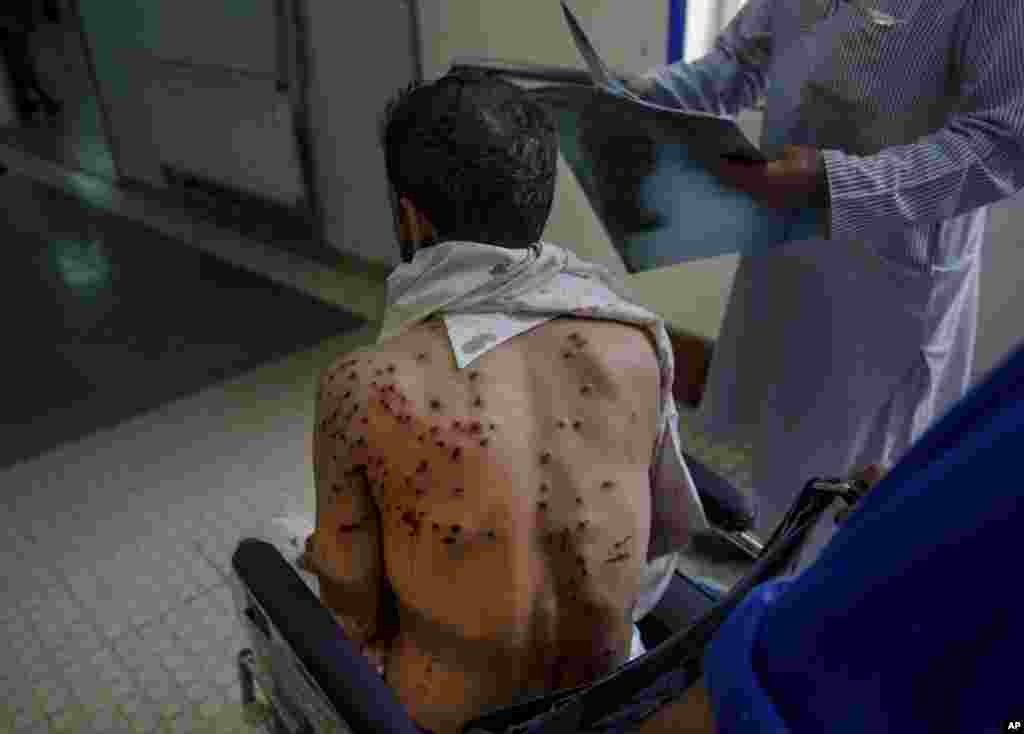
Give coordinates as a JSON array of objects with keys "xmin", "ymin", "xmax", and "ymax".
[{"xmin": 378, "ymin": 240, "xmax": 708, "ymax": 622}]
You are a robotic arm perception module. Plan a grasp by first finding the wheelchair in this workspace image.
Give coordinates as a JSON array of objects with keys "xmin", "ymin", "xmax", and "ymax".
[{"xmin": 229, "ymin": 447, "xmax": 868, "ymax": 734}]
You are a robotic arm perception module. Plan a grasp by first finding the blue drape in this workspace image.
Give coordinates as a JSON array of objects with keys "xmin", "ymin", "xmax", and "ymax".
[{"xmin": 704, "ymin": 341, "xmax": 1024, "ymax": 733}]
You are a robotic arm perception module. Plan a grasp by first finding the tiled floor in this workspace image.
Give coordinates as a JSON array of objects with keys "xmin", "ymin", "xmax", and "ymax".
[
  {"xmin": 1, "ymin": 313, "xmax": 381, "ymax": 733},
  {"xmin": 1, "ymin": 314, "xmax": 381, "ymax": 732},
  {"xmin": 0, "ymin": 146, "xmax": 384, "ymax": 731},
  {"xmin": 0, "ymin": 148, "xmax": 755, "ymax": 733}
]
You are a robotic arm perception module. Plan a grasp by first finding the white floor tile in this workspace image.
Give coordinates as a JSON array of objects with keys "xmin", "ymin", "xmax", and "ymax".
[
  {"xmin": 218, "ymin": 682, "xmax": 243, "ymax": 705},
  {"xmin": 169, "ymin": 666, "xmax": 196, "ymax": 688},
  {"xmin": 51, "ymin": 648, "xmax": 79, "ymax": 670},
  {"xmin": 66, "ymin": 675, "xmax": 109, "ymax": 709},
  {"xmin": 147, "ymin": 595, "xmax": 175, "ymax": 619},
  {"xmin": 127, "ymin": 702, "xmax": 163, "ymax": 734},
  {"xmin": 29, "ymin": 680, "xmax": 73, "ymax": 716},
  {"xmin": 87, "ymin": 705, "xmax": 119, "ymax": 732},
  {"xmin": 36, "ymin": 618, "xmax": 72, "ymax": 644},
  {"xmin": 0, "ymin": 673, "xmax": 17, "ymax": 701},
  {"xmin": 212, "ymin": 664, "xmax": 238, "ymax": 690},
  {"xmin": 190, "ymin": 558, "xmax": 223, "ymax": 592},
  {"xmin": 0, "ymin": 598, "xmax": 18, "ymax": 623},
  {"xmin": 160, "ymin": 653, "xmax": 189, "ymax": 673},
  {"xmin": 114, "ymin": 647, "xmax": 150, "ymax": 674},
  {"xmin": 64, "ymin": 625, "xmax": 106, "ymax": 656},
  {"xmin": 25, "ymin": 658, "xmax": 56, "ymax": 684},
  {"xmin": 12, "ymin": 636, "xmax": 44, "ymax": 662},
  {"xmin": 84, "ymin": 647, "xmax": 116, "ymax": 669},
  {"xmin": 110, "ymin": 681, "xmax": 143, "ymax": 708},
  {"xmin": 12, "ymin": 708, "xmax": 43, "ymax": 732},
  {"xmin": 182, "ymin": 681, "xmax": 210, "ymax": 704},
  {"xmin": 96, "ymin": 665, "xmax": 136, "ymax": 693},
  {"xmin": 143, "ymin": 680, "xmax": 181, "ymax": 710},
  {"xmin": 184, "ymin": 636, "xmax": 212, "ymax": 658},
  {"xmin": 19, "ymin": 589, "xmax": 48, "ymax": 611},
  {"xmin": 47, "ymin": 705, "xmax": 85, "ymax": 733},
  {"xmin": 4, "ymin": 615, "xmax": 33, "ymax": 641},
  {"xmin": 97, "ymin": 619, "xmax": 131, "ymax": 641}
]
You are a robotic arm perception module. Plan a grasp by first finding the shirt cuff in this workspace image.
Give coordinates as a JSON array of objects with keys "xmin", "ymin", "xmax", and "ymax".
[{"xmin": 818, "ymin": 150, "xmax": 835, "ymax": 240}]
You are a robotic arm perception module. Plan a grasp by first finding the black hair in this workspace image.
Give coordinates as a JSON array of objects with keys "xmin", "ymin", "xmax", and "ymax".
[{"xmin": 381, "ymin": 69, "xmax": 558, "ymax": 249}]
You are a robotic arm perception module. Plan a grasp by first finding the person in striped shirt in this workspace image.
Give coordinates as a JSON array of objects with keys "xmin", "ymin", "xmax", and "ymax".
[{"xmin": 630, "ymin": 0, "xmax": 1024, "ymax": 567}]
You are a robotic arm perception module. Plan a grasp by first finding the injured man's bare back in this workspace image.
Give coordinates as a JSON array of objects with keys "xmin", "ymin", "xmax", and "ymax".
[{"xmin": 304, "ymin": 314, "xmax": 663, "ymax": 734}]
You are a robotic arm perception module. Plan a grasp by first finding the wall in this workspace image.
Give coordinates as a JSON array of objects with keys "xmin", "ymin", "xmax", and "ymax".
[
  {"xmin": 685, "ymin": 0, "xmax": 747, "ymax": 63},
  {"xmin": 416, "ymin": 0, "xmax": 664, "ymax": 77},
  {"xmin": 0, "ymin": 57, "xmax": 17, "ymax": 127},
  {"xmin": 303, "ymin": 0, "xmax": 418, "ymax": 266},
  {"xmin": 973, "ymin": 191, "xmax": 1024, "ymax": 384}
]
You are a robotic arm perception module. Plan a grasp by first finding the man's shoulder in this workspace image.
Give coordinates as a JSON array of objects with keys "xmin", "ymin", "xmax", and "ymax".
[
  {"xmin": 322, "ymin": 345, "xmax": 379, "ymax": 384},
  {"xmin": 316, "ymin": 347, "xmax": 383, "ymax": 434},
  {"xmin": 537, "ymin": 317, "xmax": 660, "ymax": 371},
  {"xmin": 318, "ymin": 342, "xmax": 403, "ymax": 399},
  {"xmin": 316, "ymin": 323, "xmax": 452, "ymax": 425},
  {"xmin": 321, "ymin": 319, "xmax": 448, "ymax": 384}
]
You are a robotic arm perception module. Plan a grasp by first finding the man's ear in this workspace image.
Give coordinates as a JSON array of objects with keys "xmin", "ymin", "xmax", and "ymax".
[{"xmin": 398, "ymin": 196, "xmax": 437, "ymax": 248}]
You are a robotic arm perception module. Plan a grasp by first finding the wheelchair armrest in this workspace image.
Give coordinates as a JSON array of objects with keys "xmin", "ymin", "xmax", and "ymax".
[
  {"xmin": 636, "ymin": 571, "xmax": 719, "ymax": 651},
  {"xmin": 683, "ymin": 450, "xmax": 757, "ymax": 532},
  {"xmin": 231, "ymin": 539, "xmax": 420, "ymax": 734}
]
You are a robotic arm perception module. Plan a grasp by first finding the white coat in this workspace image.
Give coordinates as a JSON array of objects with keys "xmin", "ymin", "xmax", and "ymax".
[{"xmin": 643, "ymin": 0, "xmax": 1024, "ymax": 540}]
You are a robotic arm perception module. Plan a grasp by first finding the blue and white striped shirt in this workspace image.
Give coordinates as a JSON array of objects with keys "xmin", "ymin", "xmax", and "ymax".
[{"xmin": 644, "ymin": 0, "xmax": 1024, "ymax": 273}]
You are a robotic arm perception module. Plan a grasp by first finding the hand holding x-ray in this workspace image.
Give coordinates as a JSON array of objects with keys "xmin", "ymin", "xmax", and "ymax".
[
  {"xmin": 711, "ymin": 144, "xmax": 831, "ymax": 209},
  {"xmin": 603, "ymin": 63, "xmax": 663, "ymax": 108},
  {"xmin": 613, "ymin": 70, "xmax": 657, "ymax": 101}
]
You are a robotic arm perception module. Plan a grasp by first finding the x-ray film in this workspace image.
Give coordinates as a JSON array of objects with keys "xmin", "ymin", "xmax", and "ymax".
[{"xmin": 529, "ymin": 85, "xmax": 824, "ymax": 272}]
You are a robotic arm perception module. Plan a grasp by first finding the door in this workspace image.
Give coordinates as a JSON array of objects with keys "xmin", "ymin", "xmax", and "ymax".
[
  {"xmin": 77, "ymin": 0, "xmax": 316, "ymax": 235},
  {"xmin": 0, "ymin": 0, "xmax": 118, "ymax": 179}
]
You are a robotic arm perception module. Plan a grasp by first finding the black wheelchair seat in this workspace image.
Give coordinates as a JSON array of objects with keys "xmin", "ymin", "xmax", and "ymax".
[{"xmin": 231, "ymin": 475, "xmax": 849, "ymax": 734}]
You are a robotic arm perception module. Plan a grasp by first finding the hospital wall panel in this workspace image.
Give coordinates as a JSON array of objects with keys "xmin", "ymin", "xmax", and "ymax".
[
  {"xmin": 0, "ymin": 56, "xmax": 17, "ymax": 127},
  {"xmin": 76, "ymin": 0, "xmax": 166, "ymax": 186},
  {"xmin": 302, "ymin": 0, "xmax": 419, "ymax": 266},
  {"xmin": 973, "ymin": 192, "xmax": 1024, "ymax": 384},
  {"xmin": 76, "ymin": 0, "xmax": 305, "ymax": 206}
]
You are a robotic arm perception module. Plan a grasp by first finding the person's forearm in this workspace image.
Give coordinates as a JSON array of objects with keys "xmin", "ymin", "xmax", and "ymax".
[
  {"xmin": 823, "ymin": 118, "xmax": 1023, "ymax": 244},
  {"xmin": 813, "ymin": 152, "xmax": 830, "ymax": 210}
]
